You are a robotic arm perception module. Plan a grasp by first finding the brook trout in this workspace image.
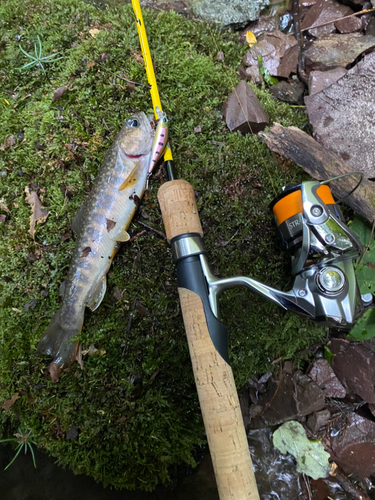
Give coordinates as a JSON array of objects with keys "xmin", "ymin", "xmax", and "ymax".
[{"xmin": 37, "ymin": 112, "xmax": 166, "ymax": 381}]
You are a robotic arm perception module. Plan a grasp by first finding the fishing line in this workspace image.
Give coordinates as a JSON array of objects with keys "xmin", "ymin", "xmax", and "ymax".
[{"xmin": 320, "ymin": 171, "xmax": 363, "ymax": 204}]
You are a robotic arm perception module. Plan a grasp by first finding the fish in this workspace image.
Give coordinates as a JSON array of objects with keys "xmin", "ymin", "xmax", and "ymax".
[{"xmin": 37, "ymin": 111, "xmax": 166, "ymax": 381}]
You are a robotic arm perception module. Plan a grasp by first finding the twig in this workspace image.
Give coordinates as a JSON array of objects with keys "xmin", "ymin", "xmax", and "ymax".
[
  {"xmin": 126, "ymin": 230, "xmax": 146, "ymax": 243},
  {"xmin": 299, "ymin": 7, "xmax": 375, "ymax": 33},
  {"xmin": 302, "ymin": 473, "xmax": 312, "ymax": 500},
  {"xmin": 136, "ymin": 220, "xmax": 166, "ymax": 239},
  {"xmin": 330, "ymin": 462, "xmax": 371, "ymax": 500},
  {"xmin": 358, "ymin": 219, "xmax": 375, "ymax": 266}
]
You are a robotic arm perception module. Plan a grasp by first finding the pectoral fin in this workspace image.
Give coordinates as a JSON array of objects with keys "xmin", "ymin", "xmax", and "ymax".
[
  {"xmin": 87, "ymin": 275, "xmax": 107, "ymax": 312},
  {"xmin": 110, "ymin": 228, "xmax": 130, "ymax": 242},
  {"xmin": 118, "ymin": 161, "xmax": 141, "ymax": 191}
]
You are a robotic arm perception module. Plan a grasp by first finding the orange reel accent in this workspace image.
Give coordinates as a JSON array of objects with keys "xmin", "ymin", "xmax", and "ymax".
[{"xmin": 272, "ymin": 185, "xmax": 335, "ymax": 225}]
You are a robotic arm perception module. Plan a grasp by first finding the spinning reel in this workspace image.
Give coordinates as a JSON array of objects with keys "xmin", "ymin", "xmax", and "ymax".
[{"xmin": 172, "ymin": 175, "xmax": 372, "ymax": 334}]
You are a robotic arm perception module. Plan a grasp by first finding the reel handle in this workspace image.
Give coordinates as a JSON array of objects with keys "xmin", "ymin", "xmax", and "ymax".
[{"xmin": 157, "ymin": 180, "xmax": 259, "ymax": 500}]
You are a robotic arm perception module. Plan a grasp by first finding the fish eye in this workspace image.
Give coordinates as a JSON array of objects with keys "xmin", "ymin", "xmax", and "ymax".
[{"xmin": 127, "ymin": 118, "xmax": 139, "ymax": 127}]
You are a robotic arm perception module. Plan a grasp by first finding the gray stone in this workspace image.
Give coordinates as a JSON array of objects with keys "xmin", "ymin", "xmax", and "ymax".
[
  {"xmin": 324, "ymin": 413, "xmax": 375, "ymax": 479},
  {"xmin": 269, "ymin": 81, "xmax": 304, "ymax": 104},
  {"xmin": 190, "ymin": 0, "xmax": 269, "ymax": 26},
  {"xmin": 304, "ymin": 33, "xmax": 375, "ymax": 75},
  {"xmin": 300, "ymin": 0, "xmax": 353, "ymax": 38},
  {"xmin": 366, "ymin": 17, "xmax": 375, "ymax": 37},
  {"xmin": 223, "ymin": 80, "xmax": 269, "ymax": 134},
  {"xmin": 329, "ymin": 337, "xmax": 375, "ymax": 403},
  {"xmin": 237, "ymin": 64, "xmax": 263, "ymax": 85},
  {"xmin": 307, "ymin": 409, "xmax": 331, "ymax": 434},
  {"xmin": 307, "ymin": 358, "xmax": 346, "ymax": 398},
  {"xmin": 252, "ymin": 370, "xmax": 325, "ymax": 426},
  {"xmin": 335, "ymin": 14, "xmax": 362, "ymax": 33},
  {"xmin": 243, "ymin": 31, "xmax": 297, "ymax": 77},
  {"xmin": 308, "ymin": 67, "xmax": 347, "ymax": 95},
  {"xmin": 305, "ymin": 52, "xmax": 375, "ymax": 178}
]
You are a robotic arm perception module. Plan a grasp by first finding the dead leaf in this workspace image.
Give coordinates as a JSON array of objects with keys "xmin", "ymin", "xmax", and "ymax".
[
  {"xmin": 25, "ymin": 186, "xmax": 50, "ymax": 238},
  {"xmin": 52, "ymin": 85, "xmax": 68, "ymax": 103},
  {"xmin": 106, "ymin": 218, "xmax": 116, "ymax": 232},
  {"xmin": 131, "ymin": 50, "xmax": 144, "ymax": 65},
  {"xmin": 89, "ymin": 28, "xmax": 100, "ymax": 37},
  {"xmin": 246, "ymin": 31, "xmax": 257, "ymax": 48},
  {"xmin": 0, "ymin": 215, "xmax": 6, "ymax": 223},
  {"xmin": 113, "ymin": 288, "xmax": 122, "ymax": 301},
  {"xmin": 87, "ymin": 61, "xmax": 95, "ymax": 68},
  {"xmin": 80, "ymin": 246, "xmax": 91, "ymax": 258},
  {"xmin": 0, "ymin": 134, "xmax": 15, "ymax": 151},
  {"xmin": 60, "ymin": 232, "xmax": 72, "ymax": 241},
  {"xmin": 82, "ymin": 344, "xmax": 106, "ymax": 356},
  {"xmin": 0, "ymin": 199, "xmax": 10, "ymax": 212},
  {"xmin": 2, "ymin": 393, "xmax": 20, "ymax": 411},
  {"xmin": 194, "ymin": 125, "xmax": 202, "ymax": 133},
  {"xmin": 24, "ymin": 299, "xmax": 38, "ymax": 312}
]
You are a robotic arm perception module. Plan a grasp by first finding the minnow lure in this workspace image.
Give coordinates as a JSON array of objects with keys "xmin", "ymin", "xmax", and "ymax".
[
  {"xmin": 149, "ymin": 106, "xmax": 168, "ymax": 173},
  {"xmin": 37, "ymin": 111, "xmax": 167, "ymax": 381}
]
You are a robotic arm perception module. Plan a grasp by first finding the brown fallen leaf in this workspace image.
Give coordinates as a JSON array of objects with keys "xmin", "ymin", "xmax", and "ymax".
[
  {"xmin": 0, "ymin": 215, "xmax": 6, "ymax": 223},
  {"xmin": 87, "ymin": 60, "xmax": 95, "ymax": 68},
  {"xmin": 0, "ymin": 198, "xmax": 10, "ymax": 213},
  {"xmin": 52, "ymin": 85, "xmax": 68, "ymax": 103},
  {"xmin": 25, "ymin": 186, "xmax": 50, "ymax": 238},
  {"xmin": 2, "ymin": 393, "xmax": 20, "ymax": 411},
  {"xmin": 113, "ymin": 288, "xmax": 122, "ymax": 301},
  {"xmin": 0, "ymin": 134, "xmax": 15, "ymax": 151}
]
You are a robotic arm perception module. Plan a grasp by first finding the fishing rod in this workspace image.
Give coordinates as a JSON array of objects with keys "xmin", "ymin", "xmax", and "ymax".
[
  {"xmin": 131, "ymin": 2, "xmax": 371, "ymax": 497},
  {"xmin": 131, "ymin": 2, "xmax": 260, "ymax": 499}
]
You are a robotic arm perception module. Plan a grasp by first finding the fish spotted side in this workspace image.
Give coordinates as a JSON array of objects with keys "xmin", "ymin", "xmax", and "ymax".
[{"xmin": 37, "ymin": 112, "xmax": 165, "ymax": 381}]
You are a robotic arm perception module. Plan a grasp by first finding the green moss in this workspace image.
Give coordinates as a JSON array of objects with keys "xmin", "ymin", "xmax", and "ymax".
[{"xmin": 0, "ymin": 0, "xmax": 324, "ymax": 490}]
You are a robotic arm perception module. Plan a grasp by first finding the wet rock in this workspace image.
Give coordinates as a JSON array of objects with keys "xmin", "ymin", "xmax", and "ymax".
[
  {"xmin": 280, "ymin": 12, "xmax": 293, "ymax": 32},
  {"xmin": 305, "ymin": 52, "xmax": 375, "ymax": 177},
  {"xmin": 237, "ymin": 64, "xmax": 263, "ymax": 84},
  {"xmin": 304, "ymin": 33, "xmax": 375, "ymax": 74},
  {"xmin": 300, "ymin": 0, "xmax": 353, "ymax": 37},
  {"xmin": 243, "ymin": 31, "xmax": 297, "ymax": 77},
  {"xmin": 269, "ymin": 81, "xmax": 304, "ymax": 104},
  {"xmin": 190, "ymin": 0, "xmax": 270, "ymax": 27},
  {"xmin": 335, "ymin": 14, "xmax": 362, "ymax": 33},
  {"xmin": 366, "ymin": 17, "xmax": 375, "ymax": 36},
  {"xmin": 308, "ymin": 67, "xmax": 347, "ymax": 95},
  {"xmin": 253, "ymin": 370, "xmax": 325, "ymax": 426},
  {"xmin": 325, "ymin": 413, "xmax": 375, "ymax": 478},
  {"xmin": 240, "ymin": 15, "xmax": 279, "ymax": 40},
  {"xmin": 307, "ymin": 359, "xmax": 346, "ymax": 398},
  {"xmin": 223, "ymin": 80, "xmax": 269, "ymax": 134},
  {"xmin": 293, "ymin": 371, "xmax": 326, "ymax": 416},
  {"xmin": 307, "ymin": 409, "xmax": 331, "ymax": 434},
  {"xmin": 329, "ymin": 338, "xmax": 375, "ymax": 403}
]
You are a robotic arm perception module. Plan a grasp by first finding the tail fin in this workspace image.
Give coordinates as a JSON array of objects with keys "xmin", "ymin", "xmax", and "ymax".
[{"xmin": 37, "ymin": 306, "xmax": 84, "ymax": 382}]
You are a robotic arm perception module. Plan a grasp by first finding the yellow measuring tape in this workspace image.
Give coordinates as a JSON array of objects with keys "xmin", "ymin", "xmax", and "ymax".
[{"xmin": 131, "ymin": 0, "xmax": 173, "ymax": 162}]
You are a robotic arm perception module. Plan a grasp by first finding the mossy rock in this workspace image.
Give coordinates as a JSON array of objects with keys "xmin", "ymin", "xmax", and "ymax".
[{"xmin": 0, "ymin": 0, "xmax": 325, "ymax": 490}]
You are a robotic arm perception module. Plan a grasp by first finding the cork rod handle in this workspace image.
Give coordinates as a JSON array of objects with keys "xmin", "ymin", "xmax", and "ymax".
[{"xmin": 158, "ymin": 180, "xmax": 260, "ymax": 500}]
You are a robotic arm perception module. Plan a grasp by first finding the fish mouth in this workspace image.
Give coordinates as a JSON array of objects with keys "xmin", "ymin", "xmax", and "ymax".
[{"xmin": 124, "ymin": 153, "xmax": 144, "ymax": 160}]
